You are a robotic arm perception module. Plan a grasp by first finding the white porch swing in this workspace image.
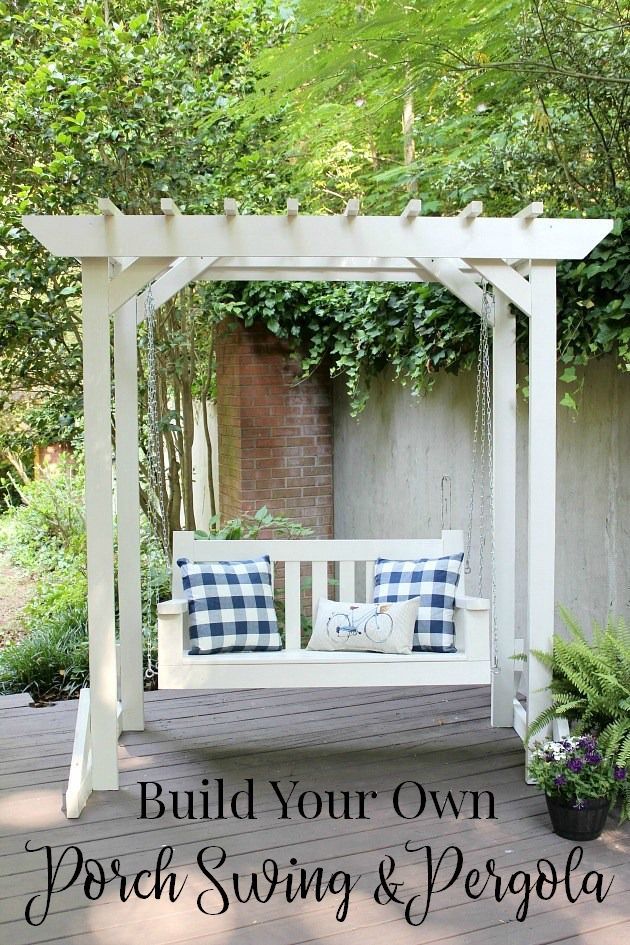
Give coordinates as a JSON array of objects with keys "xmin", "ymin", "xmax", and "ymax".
[{"xmin": 23, "ymin": 197, "xmax": 612, "ymax": 818}]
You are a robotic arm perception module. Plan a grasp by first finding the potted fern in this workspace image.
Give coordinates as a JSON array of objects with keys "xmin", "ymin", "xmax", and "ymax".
[{"xmin": 526, "ymin": 610, "xmax": 630, "ymax": 826}]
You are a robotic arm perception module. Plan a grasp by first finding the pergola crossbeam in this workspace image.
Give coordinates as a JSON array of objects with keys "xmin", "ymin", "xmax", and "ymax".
[
  {"xmin": 411, "ymin": 257, "xmax": 483, "ymax": 317},
  {"xmin": 464, "ymin": 259, "xmax": 532, "ymax": 317},
  {"xmin": 108, "ymin": 257, "xmax": 176, "ymax": 314},
  {"xmin": 23, "ymin": 214, "xmax": 612, "ymax": 260},
  {"xmin": 516, "ymin": 201, "xmax": 544, "ymax": 221},
  {"xmin": 161, "ymin": 198, "xmax": 181, "ymax": 216},
  {"xmin": 98, "ymin": 197, "xmax": 122, "ymax": 217},
  {"xmin": 138, "ymin": 256, "xmax": 219, "ymax": 318},
  {"xmin": 459, "ymin": 200, "xmax": 483, "ymax": 220}
]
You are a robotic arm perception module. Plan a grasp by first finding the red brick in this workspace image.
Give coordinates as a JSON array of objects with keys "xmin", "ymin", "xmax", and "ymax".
[{"xmin": 215, "ymin": 319, "xmax": 333, "ymax": 536}]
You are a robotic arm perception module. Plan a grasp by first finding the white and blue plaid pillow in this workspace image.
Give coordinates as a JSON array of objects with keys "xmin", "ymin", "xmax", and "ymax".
[
  {"xmin": 373, "ymin": 553, "xmax": 464, "ymax": 653},
  {"xmin": 177, "ymin": 556, "xmax": 282, "ymax": 655}
]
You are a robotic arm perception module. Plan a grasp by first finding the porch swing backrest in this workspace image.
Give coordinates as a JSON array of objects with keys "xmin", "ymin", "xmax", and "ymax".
[{"xmin": 157, "ymin": 529, "xmax": 491, "ymax": 690}]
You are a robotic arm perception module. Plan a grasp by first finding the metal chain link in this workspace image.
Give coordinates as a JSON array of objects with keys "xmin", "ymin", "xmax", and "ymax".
[
  {"xmin": 465, "ymin": 282, "xmax": 500, "ymax": 674},
  {"xmin": 144, "ymin": 286, "xmax": 170, "ymax": 680}
]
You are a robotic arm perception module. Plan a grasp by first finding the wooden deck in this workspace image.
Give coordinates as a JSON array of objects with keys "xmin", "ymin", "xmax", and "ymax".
[{"xmin": 0, "ymin": 685, "xmax": 628, "ymax": 944}]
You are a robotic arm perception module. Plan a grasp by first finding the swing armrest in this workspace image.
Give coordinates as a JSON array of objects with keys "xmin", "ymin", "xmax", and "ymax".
[
  {"xmin": 455, "ymin": 595, "xmax": 489, "ymax": 611},
  {"xmin": 157, "ymin": 598, "xmax": 189, "ymax": 616}
]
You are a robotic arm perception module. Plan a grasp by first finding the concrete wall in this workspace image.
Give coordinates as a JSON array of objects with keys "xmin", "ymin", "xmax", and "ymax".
[{"xmin": 333, "ymin": 356, "xmax": 630, "ymax": 639}]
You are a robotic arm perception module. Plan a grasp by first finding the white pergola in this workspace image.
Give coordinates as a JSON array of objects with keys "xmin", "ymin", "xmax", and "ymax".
[{"xmin": 23, "ymin": 197, "xmax": 612, "ymax": 817}]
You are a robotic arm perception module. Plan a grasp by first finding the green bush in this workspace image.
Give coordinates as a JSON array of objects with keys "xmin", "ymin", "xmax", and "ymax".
[
  {"xmin": 0, "ymin": 600, "xmax": 88, "ymax": 699},
  {"xmin": 0, "ymin": 456, "xmax": 169, "ymax": 696}
]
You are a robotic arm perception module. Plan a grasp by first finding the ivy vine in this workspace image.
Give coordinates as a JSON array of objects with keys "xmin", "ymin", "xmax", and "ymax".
[{"xmin": 204, "ymin": 209, "xmax": 629, "ymax": 415}]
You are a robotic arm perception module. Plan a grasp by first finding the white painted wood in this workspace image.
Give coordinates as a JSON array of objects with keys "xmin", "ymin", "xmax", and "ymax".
[
  {"xmin": 458, "ymin": 201, "xmax": 483, "ymax": 220},
  {"xmin": 223, "ymin": 198, "xmax": 239, "ymax": 216},
  {"xmin": 161, "ymin": 198, "xmax": 181, "ymax": 215},
  {"xmin": 344, "ymin": 198, "xmax": 360, "ymax": 217},
  {"xmin": 158, "ymin": 610, "xmax": 188, "ymax": 668},
  {"xmin": 114, "ymin": 299, "xmax": 144, "ymax": 732},
  {"xmin": 412, "ymin": 258, "xmax": 483, "ymax": 316},
  {"xmin": 283, "ymin": 560, "xmax": 301, "ymax": 650},
  {"xmin": 513, "ymin": 698, "xmax": 527, "ymax": 744},
  {"xmin": 22, "ymin": 214, "xmax": 613, "ymax": 261},
  {"xmin": 401, "ymin": 199, "xmax": 422, "ymax": 219},
  {"xmin": 97, "ymin": 197, "xmax": 121, "ymax": 216},
  {"xmin": 338, "ymin": 560, "xmax": 355, "ymax": 601},
  {"xmin": 286, "ymin": 198, "xmax": 299, "ymax": 216},
  {"xmin": 526, "ymin": 262, "xmax": 557, "ymax": 757},
  {"xmin": 108, "ymin": 257, "xmax": 173, "ymax": 313},
  {"xmin": 81, "ymin": 259, "xmax": 119, "ymax": 790},
  {"xmin": 552, "ymin": 717, "xmax": 570, "ymax": 740},
  {"xmin": 465, "ymin": 259, "xmax": 532, "ymax": 316},
  {"xmin": 365, "ymin": 561, "xmax": 375, "ymax": 602},
  {"xmin": 311, "ymin": 560, "xmax": 329, "ymax": 614},
  {"xmin": 491, "ymin": 290, "xmax": 517, "ymax": 726},
  {"xmin": 516, "ymin": 201, "xmax": 544, "ymax": 220},
  {"xmin": 65, "ymin": 688, "xmax": 93, "ymax": 818},
  {"xmin": 188, "ymin": 537, "xmax": 450, "ymax": 563},
  {"xmin": 157, "ymin": 598, "xmax": 188, "ymax": 615},
  {"xmin": 138, "ymin": 256, "xmax": 218, "ymax": 319},
  {"xmin": 201, "ymin": 265, "xmax": 433, "ymax": 283},
  {"xmin": 158, "ymin": 643, "xmax": 491, "ymax": 689}
]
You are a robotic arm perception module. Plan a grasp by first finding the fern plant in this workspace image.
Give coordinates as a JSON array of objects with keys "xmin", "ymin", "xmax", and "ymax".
[{"xmin": 526, "ymin": 608, "xmax": 630, "ymax": 820}]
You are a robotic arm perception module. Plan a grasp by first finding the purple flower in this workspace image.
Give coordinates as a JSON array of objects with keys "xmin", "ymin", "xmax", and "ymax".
[
  {"xmin": 614, "ymin": 766, "xmax": 627, "ymax": 782},
  {"xmin": 578, "ymin": 735, "xmax": 597, "ymax": 750},
  {"xmin": 554, "ymin": 774, "xmax": 567, "ymax": 787},
  {"xmin": 544, "ymin": 752, "xmax": 555, "ymax": 763},
  {"xmin": 567, "ymin": 757, "xmax": 584, "ymax": 774},
  {"xmin": 562, "ymin": 739, "xmax": 572, "ymax": 750},
  {"xmin": 585, "ymin": 751, "xmax": 602, "ymax": 765}
]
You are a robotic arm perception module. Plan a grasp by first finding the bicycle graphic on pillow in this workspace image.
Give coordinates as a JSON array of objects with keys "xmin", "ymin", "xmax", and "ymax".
[{"xmin": 326, "ymin": 604, "xmax": 394, "ymax": 645}]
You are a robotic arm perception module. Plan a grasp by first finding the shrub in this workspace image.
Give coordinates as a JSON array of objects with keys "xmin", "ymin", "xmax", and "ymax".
[
  {"xmin": 0, "ymin": 457, "xmax": 169, "ymax": 696},
  {"xmin": 0, "ymin": 600, "xmax": 88, "ymax": 699}
]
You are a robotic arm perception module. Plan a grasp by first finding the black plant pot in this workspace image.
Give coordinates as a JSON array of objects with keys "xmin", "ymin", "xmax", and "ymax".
[{"xmin": 545, "ymin": 793, "xmax": 610, "ymax": 841}]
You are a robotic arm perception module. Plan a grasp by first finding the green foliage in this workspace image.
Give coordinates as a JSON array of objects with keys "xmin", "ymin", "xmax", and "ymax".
[
  {"xmin": 204, "ymin": 208, "xmax": 629, "ymax": 415},
  {"xmin": 0, "ymin": 0, "xmax": 290, "ymax": 489},
  {"xmin": 196, "ymin": 505, "xmax": 313, "ymax": 540},
  {"xmin": 0, "ymin": 453, "xmax": 169, "ymax": 696},
  {"xmin": 2, "ymin": 457, "xmax": 86, "ymax": 567},
  {"xmin": 0, "ymin": 601, "xmax": 89, "ymax": 699},
  {"xmin": 527, "ymin": 609, "xmax": 630, "ymax": 793}
]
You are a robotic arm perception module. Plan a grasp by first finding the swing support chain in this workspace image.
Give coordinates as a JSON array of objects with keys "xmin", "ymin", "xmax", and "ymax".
[{"xmin": 465, "ymin": 281, "xmax": 500, "ymax": 674}]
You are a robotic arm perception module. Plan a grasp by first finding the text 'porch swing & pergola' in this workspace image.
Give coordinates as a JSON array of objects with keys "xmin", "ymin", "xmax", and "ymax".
[{"xmin": 23, "ymin": 197, "xmax": 612, "ymax": 818}]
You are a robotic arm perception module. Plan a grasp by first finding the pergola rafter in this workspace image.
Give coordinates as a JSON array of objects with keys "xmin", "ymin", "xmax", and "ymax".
[{"xmin": 22, "ymin": 198, "xmax": 613, "ymax": 818}]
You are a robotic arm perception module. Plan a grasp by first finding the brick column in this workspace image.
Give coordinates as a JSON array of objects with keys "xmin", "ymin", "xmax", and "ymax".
[{"xmin": 215, "ymin": 320, "xmax": 333, "ymax": 537}]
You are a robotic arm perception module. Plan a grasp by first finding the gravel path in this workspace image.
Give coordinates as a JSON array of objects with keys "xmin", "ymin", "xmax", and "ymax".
[{"xmin": 0, "ymin": 552, "xmax": 32, "ymax": 649}]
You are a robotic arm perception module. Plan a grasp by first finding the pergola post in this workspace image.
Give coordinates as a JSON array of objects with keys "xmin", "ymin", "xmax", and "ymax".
[
  {"xmin": 81, "ymin": 259, "xmax": 119, "ymax": 789},
  {"xmin": 114, "ymin": 298, "xmax": 144, "ymax": 731},
  {"xmin": 526, "ymin": 261, "xmax": 557, "ymax": 758},
  {"xmin": 491, "ymin": 289, "xmax": 517, "ymax": 725}
]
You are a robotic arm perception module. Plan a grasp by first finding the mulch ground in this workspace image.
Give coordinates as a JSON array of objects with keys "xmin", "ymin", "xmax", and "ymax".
[{"xmin": 0, "ymin": 551, "xmax": 32, "ymax": 649}]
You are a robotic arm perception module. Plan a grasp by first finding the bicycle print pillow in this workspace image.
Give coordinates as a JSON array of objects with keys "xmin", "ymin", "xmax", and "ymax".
[{"xmin": 307, "ymin": 597, "xmax": 420, "ymax": 655}]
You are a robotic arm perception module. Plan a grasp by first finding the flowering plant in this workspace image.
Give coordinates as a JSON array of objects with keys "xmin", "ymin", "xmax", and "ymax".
[{"xmin": 529, "ymin": 734, "xmax": 627, "ymax": 808}]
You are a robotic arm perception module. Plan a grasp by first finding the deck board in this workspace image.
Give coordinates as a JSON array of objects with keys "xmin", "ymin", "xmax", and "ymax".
[{"xmin": 0, "ymin": 686, "xmax": 627, "ymax": 943}]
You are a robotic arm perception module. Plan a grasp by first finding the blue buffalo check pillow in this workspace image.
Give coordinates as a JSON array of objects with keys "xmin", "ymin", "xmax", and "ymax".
[
  {"xmin": 177, "ymin": 556, "xmax": 282, "ymax": 655},
  {"xmin": 373, "ymin": 553, "xmax": 464, "ymax": 653}
]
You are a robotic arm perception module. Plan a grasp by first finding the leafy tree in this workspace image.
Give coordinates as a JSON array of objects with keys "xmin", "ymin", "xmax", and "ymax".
[{"xmin": 0, "ymin": 0, "xmax": 290, "ymax": 518}]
